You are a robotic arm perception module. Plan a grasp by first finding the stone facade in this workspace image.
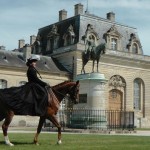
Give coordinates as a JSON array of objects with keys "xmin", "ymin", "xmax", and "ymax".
[{"xmin": 31, "ymin": 3, "xmax": 149, "ymax": 128}]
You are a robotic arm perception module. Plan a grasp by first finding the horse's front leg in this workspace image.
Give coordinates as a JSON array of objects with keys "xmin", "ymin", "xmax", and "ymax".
[
  {"xmin": 97, "ymin": 60, "xmax": 99, "ymax": 72},
  {"xmin": 81, "ymin": 64, "xmax": 85, "ymax": 74},
  {"xmin": 2, "ymin": 110, "xmax": 14, "ymax": 146},
  {"xmin": 49, "ymin": 115, "xmax": 62, "ymax": 144},
  {"xmin": 92, "ymin": 60, "xmax": 95, "ymax": 72},
  {"xmin": 34, "ymin": 116, "xmax": 45, "ymax": 145}
]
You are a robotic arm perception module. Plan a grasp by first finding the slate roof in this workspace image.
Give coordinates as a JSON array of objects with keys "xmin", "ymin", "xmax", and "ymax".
[
  {"xmin": 37, "ymin": 15, "xmax": 80, "ymax": 55},
  {"xmin": 0, "ymin": 50, "xmax": 69, "ymax": 75},
  {"xmin": 36, "ymin": 12, "xmax": 143, "ymax": 55},
  {"xmin": 0, "ymin": 50, "xmax": 25, "ymax": 68},
  {"xmin": 79, "ymin": 14, "xmax": 143, "ymax": 54}
]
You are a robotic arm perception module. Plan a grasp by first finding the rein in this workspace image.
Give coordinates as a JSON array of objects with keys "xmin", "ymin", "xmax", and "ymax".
[
  {"xmin": 46, "ymin": 86, "xmax": 70, "ymax": 100},
  {"xmin": 52, "ymin": 88, "xmax": 68, "ymax": 97}
]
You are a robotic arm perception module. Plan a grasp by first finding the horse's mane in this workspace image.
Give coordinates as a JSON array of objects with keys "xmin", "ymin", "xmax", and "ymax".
[{"xmin": 52, "ymin": 81, "xmax": 75, "ymax": 89}]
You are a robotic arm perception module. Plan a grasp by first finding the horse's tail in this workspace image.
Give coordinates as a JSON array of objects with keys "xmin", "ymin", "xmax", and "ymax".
[
  {"xmin": 0, "ymin": 114, "xmax": 5, "ymax": 121},
  {"xmin": 0, "ymin": 98, "xmax": 6, "ymax": 121}
]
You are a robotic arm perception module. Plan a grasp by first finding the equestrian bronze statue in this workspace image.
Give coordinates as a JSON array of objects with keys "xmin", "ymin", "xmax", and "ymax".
[{"xmin": 81, "ymin": 43, "xmax": 106, "ymax": 74}]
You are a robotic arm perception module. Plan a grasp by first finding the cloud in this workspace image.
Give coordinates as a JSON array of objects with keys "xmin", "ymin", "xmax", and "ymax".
[{"xmin": 89, "ymin": 0, "xmax": 150, "ymax": 10}]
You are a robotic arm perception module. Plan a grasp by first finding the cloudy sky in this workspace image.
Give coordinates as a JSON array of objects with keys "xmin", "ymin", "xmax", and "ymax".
[{"xmin": 0, "ymin": 0, "xmax": 150, "ymax": 55}]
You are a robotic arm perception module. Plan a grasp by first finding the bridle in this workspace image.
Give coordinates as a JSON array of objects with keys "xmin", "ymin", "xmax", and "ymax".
[{"xmin": 47, "ymin": 83, "xmax": 79, "ymax": 103}]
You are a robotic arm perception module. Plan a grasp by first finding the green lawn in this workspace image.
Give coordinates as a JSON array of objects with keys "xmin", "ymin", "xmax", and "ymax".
[{"xmin": 0, "ymin": 133, "xmax": 150, "ymax": 150}]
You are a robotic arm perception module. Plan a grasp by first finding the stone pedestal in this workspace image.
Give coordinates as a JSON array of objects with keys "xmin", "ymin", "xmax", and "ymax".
[
  {"xmin": 75, "ymin": 73, "xmax": 107, "ymax": 109},
  {"xmin": 69, "ymin": 73, "xmax": 108, "ymax": 129}
]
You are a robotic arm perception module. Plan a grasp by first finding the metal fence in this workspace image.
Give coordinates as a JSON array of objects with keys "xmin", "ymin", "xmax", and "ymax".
[{"xmin": 44, "ymin": 109, "xmax": 134, "ymax": 130}]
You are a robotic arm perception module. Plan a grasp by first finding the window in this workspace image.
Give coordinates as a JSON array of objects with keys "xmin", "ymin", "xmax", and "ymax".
[
  {"xmin": 0, "ymin": 79, "xmax": 7, "ymax": 89},
  {"xmin": 111, "ymin": 38, "xmax": 117, "ymax": 50},
  {"xmin": 19, "ymin": 81, "xmax": 27, "ymax": 86},
  {"xmin": 132, "ymin": 43, "xmax": 138, "ymax": 54},
  {"xmin": 79, "ymin": 94, "xmax": 87, "ymax": 103},
  {"xmin": 133, "ymin": 78, "xmax": 144, "ymax": 110}
]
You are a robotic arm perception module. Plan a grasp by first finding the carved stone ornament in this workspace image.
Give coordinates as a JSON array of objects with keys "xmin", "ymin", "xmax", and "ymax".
[
  {"xmin": 103, "ymin": 25, "xmax": 122, "ymax": 42},
  {"xmin": 109, "ymin": 75, "xmax": 125, "ymax": 88},
  {"xmin": 47, "ymin": 24, "xmax": 59, "ymax": 38}
]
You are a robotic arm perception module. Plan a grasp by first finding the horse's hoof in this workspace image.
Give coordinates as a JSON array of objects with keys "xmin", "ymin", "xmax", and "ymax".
[
  {"xmin": 36, "ymin": 143, "xmax": 40, "ymax": 146},
  {"xmin": 6, "ymin": 142, "xmax": 14, "ymax": 146},
  {"xmin": 57, "ymin": 140, "xmax": 62, "ymax": 145},
  {"xmin": 33, "ymin": 140, "xmax": 39, "ymax": 146},
  {"xmin": 34, "ymin": 142, "xmax": 40, "ymax": 146}
]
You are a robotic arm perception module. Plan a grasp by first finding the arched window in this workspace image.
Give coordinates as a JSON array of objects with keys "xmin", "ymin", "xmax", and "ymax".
[
  {"xmin": 132, "ymin": 43, "xmax": 138, "ymax": 54},
  {"xmin": 111, "ymin": 38, "xmax": 117, "ymax": 50},
  {"xmin": 0, "ymin": 79, "xmax": 7, "ymax": 89},
  {"xmin": 133, "ymin": 78, "xmax": 144, "ymax": 110},
  {"xmin": 19, "ymin": 81, "xmax": 27, "ymax": 86}
]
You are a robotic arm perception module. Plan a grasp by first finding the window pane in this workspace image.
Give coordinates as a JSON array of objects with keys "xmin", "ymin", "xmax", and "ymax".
[
  {"xmin": 111, "ymin": 38, "xmax": 117, "ymax": 50},
  {"xmin": 134, "ymin": 79, "xmax": 141, "ymax": 110}
]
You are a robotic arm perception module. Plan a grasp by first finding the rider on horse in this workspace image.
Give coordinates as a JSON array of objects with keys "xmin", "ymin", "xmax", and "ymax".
[{"xmin": 26, "ymin": 55, "xmax": 50, "ymax": 116}]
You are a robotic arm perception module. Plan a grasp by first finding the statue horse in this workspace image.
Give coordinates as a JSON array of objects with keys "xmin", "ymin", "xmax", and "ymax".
[
  {"xmin": 0, "ymin": 80, "xmax": 79, "ymax": 146},
  {"xmin": 81, "ymin": 43, "xmax": 106, "ymax": 74}
]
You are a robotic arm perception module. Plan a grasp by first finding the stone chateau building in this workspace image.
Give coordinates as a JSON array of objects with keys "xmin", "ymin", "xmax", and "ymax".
[{"xmin": 0, "ymin": 3, "xmax": 150, "ymax": 128}]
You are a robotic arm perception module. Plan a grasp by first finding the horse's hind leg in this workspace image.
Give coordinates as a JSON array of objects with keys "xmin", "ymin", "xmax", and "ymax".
[
  {"xmin": 2, "ymin": 110, "xmax": 14, "ymax": 146},
  {"xmin": 49, "ymin": 115, "xmax": 62, "ymax": 144}
]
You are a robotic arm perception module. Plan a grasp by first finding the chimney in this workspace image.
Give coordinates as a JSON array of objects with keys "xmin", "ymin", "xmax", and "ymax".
[
  {"xmin": 0, "ymin": 46, "xmax": 5, "ymax": 50},
  {"xmin": 23, "ymin": 44, "xmax": 31, "ymax": 62},
  {"xmin": 107, "ymin": 12, "xmax": 115, "ymax": 22},
  {"xmin": 18, "ymin": 39, "xmax": 25, "ymax": 49},
  {"xmin": 74, "ymin": 3, "xmax": 83, "ymax": 16},
  {"xmin": 59, "ymin": 9, "xmax": 67, "ymax": 21},
  {"xmin": 30, "ymin": 35, "xmax": 36, "ymax": 45}
]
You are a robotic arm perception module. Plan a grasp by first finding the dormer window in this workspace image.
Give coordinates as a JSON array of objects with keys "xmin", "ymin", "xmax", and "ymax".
[
  {"xmin": 63, "ymin": 24, "xmax": 75, "ymax": 46},
  {"xmin": 127, "ymin": 33, "xmax": 143, "ymax": 54},
  {"xmin": 81, "ymin": 24, "xmax": 99, "ymax": 52},
  {"xmin": 103, "ymin": 25, "xmax": 122, "ymax": 51}
]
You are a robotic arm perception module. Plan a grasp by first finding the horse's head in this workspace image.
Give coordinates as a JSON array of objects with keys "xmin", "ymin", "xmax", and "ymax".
[{"xmin": 68, "ymin": 80, "xmax": 79, "ymax": 104}]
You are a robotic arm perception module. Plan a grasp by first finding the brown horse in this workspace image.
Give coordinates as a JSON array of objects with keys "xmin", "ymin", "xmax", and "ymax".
[{"xmin": 0, "ymin": 80, "xmax": 79, "ymax": 146}]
